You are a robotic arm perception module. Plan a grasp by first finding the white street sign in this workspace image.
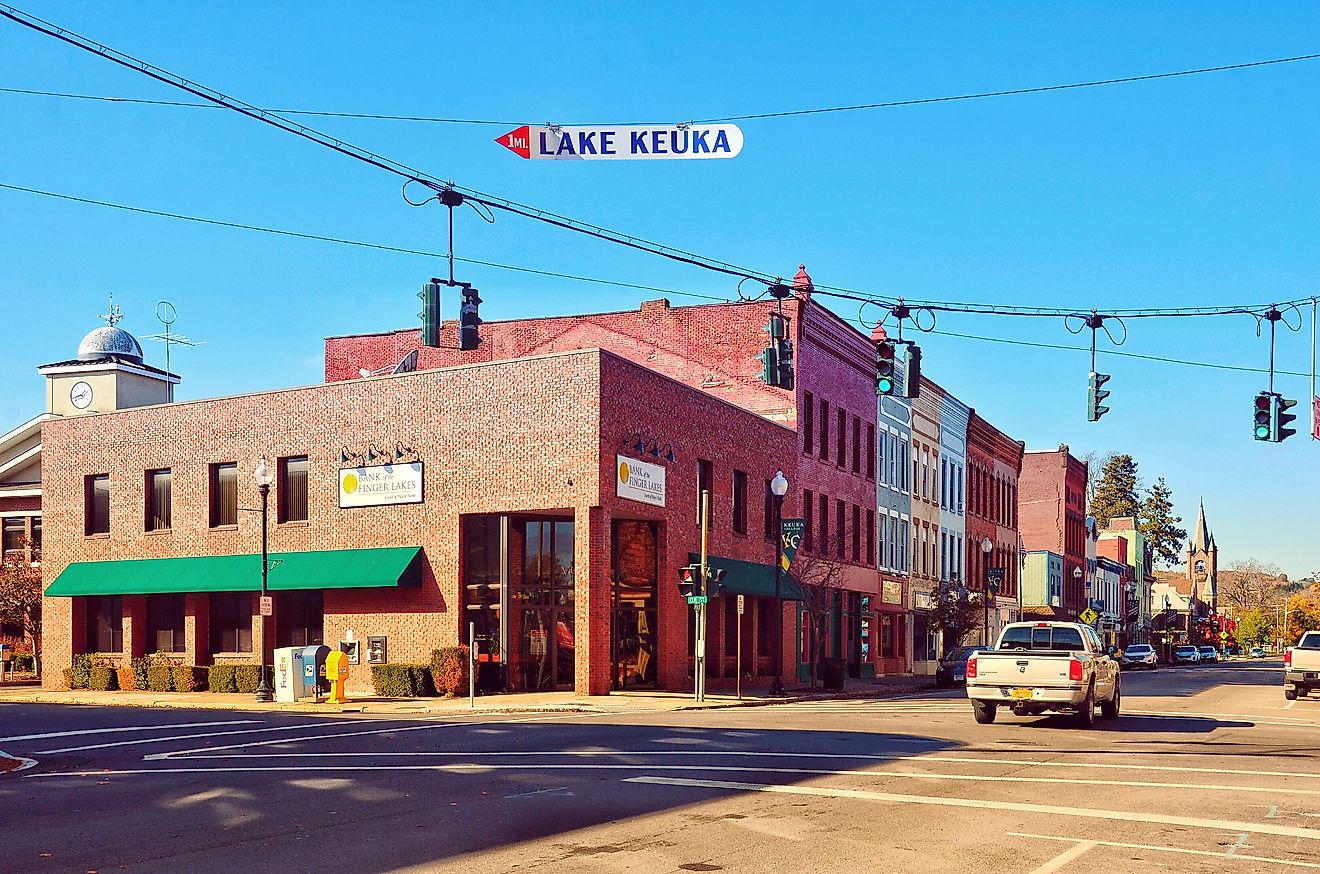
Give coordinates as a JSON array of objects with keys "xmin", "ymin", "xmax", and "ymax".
[{"xmin": 497, "ymin": 124, "xmax": 743, "ymax": 160}]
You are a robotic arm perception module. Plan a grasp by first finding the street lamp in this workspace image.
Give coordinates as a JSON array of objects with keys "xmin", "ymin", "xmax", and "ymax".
[
  {"xmin": 253, "ymin": 455, "xmax": 276, "ymax": 703},
  {"xmin": 980, "ymin": 538, "xmax": 994, "ymax": 645},
  {"xmin": 769, "ymin": 470, "xmax": 789, "ymax": 697},
  {"xmin": 1073, "ymin": 566, "xmax": 1083, "ymax": 620}
]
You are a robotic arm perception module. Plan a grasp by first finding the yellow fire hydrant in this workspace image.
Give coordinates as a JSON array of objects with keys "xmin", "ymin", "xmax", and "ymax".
[{"xmin": 325, "ymin": 650, "xmax": 350, "ymax": 704}]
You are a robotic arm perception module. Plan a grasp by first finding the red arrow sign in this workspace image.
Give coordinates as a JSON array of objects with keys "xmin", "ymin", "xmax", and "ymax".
[{"xmin": 496, "ymin": 125, "xmax": 531, "ymax": 159}]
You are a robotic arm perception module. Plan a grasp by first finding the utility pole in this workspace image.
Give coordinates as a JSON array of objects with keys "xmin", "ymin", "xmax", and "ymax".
[{"xmin": 695, "ymin": 489, "xmax": 710, "ymax": 703}]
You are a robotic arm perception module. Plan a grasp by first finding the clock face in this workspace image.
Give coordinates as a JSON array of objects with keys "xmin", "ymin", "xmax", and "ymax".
[{"xmin": 70, "ymin": 381, "xmax": 94, "ymax": 410}]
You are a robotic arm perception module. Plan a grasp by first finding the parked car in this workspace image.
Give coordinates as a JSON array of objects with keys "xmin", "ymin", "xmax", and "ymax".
[
  {"xmin": 1172, "ymin": 645, "xmax": 1201, "ymax": 665},
  {"xmin": 966, "ymin": 621, "xmax": 1120, "ymax": 727},
  {"xmin": 1198, "ymin": 646, "xmax": 1220, "ymax": 664},
  {"xmin": 1118, "ymin": 643, "xmax": 1157, "ymax": 671},
  {"xmin": 1249, "ymin": 646, "xmax": 1268, "ymax": 659},
  {"xmin": 935, "ymin": 646, "xmax": 986, "ymax": 687},
  {"xmin": 1284, "ymin": 631, "xmax": 1320, "ymax": 700}
]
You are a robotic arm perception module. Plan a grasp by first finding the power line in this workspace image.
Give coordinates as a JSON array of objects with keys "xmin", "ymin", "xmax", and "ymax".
[
  {"xmin": 696, "ymin": 53, "xmax": 1320, "ymax": 123},
  {"xmin": 5, "ymin": 178, "xmax": 1310, "ymax": 381},
  {"xmin": 5, "ymin": 51, "xmax": 1319, "ymax": 126}
]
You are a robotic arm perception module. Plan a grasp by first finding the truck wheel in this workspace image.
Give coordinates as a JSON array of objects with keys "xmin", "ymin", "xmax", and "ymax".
[
  {"xmin": 1286, "ymin": 688, "xmax": 1298, "ymax": 701},
  {"xmin": 1101, "ymin": 680, "xmax": 1121, "ymax": 719},
  {"xmin": 972, "ymin": 700, "xmax": 997, "ymax": 724},
  {"xmin": 1074, "ymin": 687, "xmax": 1095, "ymax": 729}
]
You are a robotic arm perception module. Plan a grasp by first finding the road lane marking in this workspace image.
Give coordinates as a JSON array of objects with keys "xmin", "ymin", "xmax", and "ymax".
[
  {"xmin": 1126, "ymin": 708, "xmax": 1320, "ymax": 725},
  {"xmin": 625, "ymin": 776, "xmax": 1320, "ymax": 842},
  {"xmin": 41, "ymin": 720, "xmax": 352, "ymax": 754},
  {"xmin": 1009, "ymin": 831, "xmax": 1320, "ymax": 870},
  {"xmin": 1029, "ymin": 840, "xmax": 1096, "ymax": 874},
  {"xmin": 1225, "ymin": 832, "xmax": 1249, "ymax": 857},
  {"xmin": 505, "ymin": 786, "xmax": 574, "ymax": 799},
  {"xmin": 1, "ymin": 720, "xmax": 258, "ymax": 744},
  {"xmin": 1269, "ymin": 806, "xmax": 1279, "ymax": 818},
  {"xmin": 0, "ymin": 748, "xmax": 37, "ymax": 772},
  {"xmin": 1287, "ymin": 701, "xmax": 1299, "ymax": 710},
  {"xmin": 144, "ymin": 710, "xmax": 606, "ymax": 760}
]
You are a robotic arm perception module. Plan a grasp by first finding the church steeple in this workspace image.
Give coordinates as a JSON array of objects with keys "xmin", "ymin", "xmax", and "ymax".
[{"xmin": 1190, "ymin": 499, "xmax": 1211, "ymax": 554}]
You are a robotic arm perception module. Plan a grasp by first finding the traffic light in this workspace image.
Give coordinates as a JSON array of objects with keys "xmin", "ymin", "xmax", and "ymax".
[
  {"xmin": 1254, "ymin": 392, "xmax": 1273, "ymax": 441},
  {"xmin": 1274, "ymin": 394, "xmax": 1299, "ymax": 442},
  {"xmin": 875, "ymin": 340, "xmax": 896, "ymax": 396},
  {"xmin": 901, "ymin": 344, "xmax": 922, "ymax": 399},
  {"xmin": 776, "ymin": 338, "xmax": 794, "ymax": 390},
  {"xmin": 705, "ymin": 566, "xmax": 726, "ymax": 598},
  {"xmin": 758, "ymin": 344, "xmax": 780, "ymax": 387},
  {"xmin": 459, "ymin": 286, "xmax": 482, "ymax": 351},
  {"xmin": 1087, "ymin": 371, "xmax": 1111, "ymax": 422},
  {"xmin": 677, "ymin": 565, "xmax": 699, "ymax": 599},
  {"xmin": 419, "ymin": 281, "xmax": 441, "ymax": 348}
]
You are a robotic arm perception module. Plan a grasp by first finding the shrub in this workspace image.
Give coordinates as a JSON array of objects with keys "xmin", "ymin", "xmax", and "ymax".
[
  {"xmin": 70, "ymin": 653, "xmax": 94, "ymax": 689},
  {"xmin": 62, "ymin": 667, "xmax": 75, "ymax": 689},
  {"xmin": 116, "ymin": 666, "xmax": 136, "ymax": 691},
  {"xmin": 371, "ymin": 664, "xmax": 419, "ymax": 698},
  {"xmin": 172, "ymin": 666, "xmax": 207, "ymax": 692},
  {"xmin": 146, "ymin": 662, "xmax": 174, "ymax": 692},
  {"xmin": 233, "ymin": 664, "xmax": 262, "ymax": 694},
  {"xmin": 208, "ymin": 664, "xmax": 237, "ymax": 693},
  {"xmin": 131, "ymin": 656, "xmax": 151, "ymax": 691},
  {"xmin": 410, "ymin": 665, "xmax": 436, "ymax": 697},
  {"xmin": 430, "ymin": 646, "xmax": 470, "ymax": 697},
  {"xmin": 88, "ymin": 665, "xmax": 119, "ymax": 691}
]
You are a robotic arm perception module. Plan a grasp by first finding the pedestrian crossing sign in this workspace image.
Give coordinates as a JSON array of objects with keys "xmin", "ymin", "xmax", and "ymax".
[{"xmin": 1080, "ymin": 607, "xmax": 1098, "ymax": 625}]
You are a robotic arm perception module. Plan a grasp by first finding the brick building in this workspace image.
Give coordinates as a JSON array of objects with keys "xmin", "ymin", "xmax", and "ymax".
[
  {"xmin": 1018, "ymin": 445, "xmax": 1089, "ymax": 619},
  {"xmin": 328, "ymin": 281, "xmax": 894, "ymax": 680},
  {"xmin": 41, "ymin": 348, "xmax": 800, "ymax": 695},
  {"xmin": 966, "ymin": 412, "xmax": 1024, "ymax": 643},
  {"xmin": 907, "ymin": 376, "xmax": 943, "ymax": 659}
]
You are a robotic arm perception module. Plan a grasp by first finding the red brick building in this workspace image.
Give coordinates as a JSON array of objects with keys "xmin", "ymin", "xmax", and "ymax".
[
  {"xmin": 1018, "ymin": 445, "xmax": 1089, "ymax": 619},
  {"xmin": 41, "ymin": 349, "xmax": 799, "ymax": 695},
  {"xmin": 327, "ymin": 283, "xmax": 892, "ymax": 680},
  {"xmin": 966, "ymin": 412, "xmax": 1024, "ymax": 642}
]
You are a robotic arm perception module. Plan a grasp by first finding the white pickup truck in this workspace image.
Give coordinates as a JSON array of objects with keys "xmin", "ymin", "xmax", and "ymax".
[
  {"xmin": 965, "ymin": 621, "xmax": 1121, "ymax": 728},
  {"xmin": 1284, "ymin": 631, "xmax": 1320, "ymax": 700}
]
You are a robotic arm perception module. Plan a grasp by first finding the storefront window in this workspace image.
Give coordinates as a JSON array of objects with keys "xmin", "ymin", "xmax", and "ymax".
[
  {"xmin": 612, "ymin": 520, "xmax": 657, "ymax": 690},
  {"xmin": 85, "ymin": 595, "xmax": 123, "ymax": 653},
  {"xmin": 146, "ymin": 593, "xmax": 185, "ymax": 653},
  {"xmin": 276, "ymin": 590, "xmax": 323, "ymax": 648},
  {"xmin": 462, "ymin": 514, "xmax": 503, "ymax": 691},
  {"xmin": 210, "ymin": 592, "xmax": 253, "ymax": 653}
]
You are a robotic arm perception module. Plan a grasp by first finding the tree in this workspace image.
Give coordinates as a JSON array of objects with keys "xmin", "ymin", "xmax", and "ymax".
[
  {"xmin": 1235, "ymin": 609, "xmax": 1273, "ymax": 648},
  {"xmin": 1080, "ymin": 451, "xmax": 1112, "ymax": 507},
  {"xmin": 1283, "ymin": 594, "xmax": 1320, "ymax": 647},
  {"xmin": 1220, "ymin": 559, "xmax": 1285, "ymax": 612},
  {"xmin": 0, "ymin": 538, "xmax": 41, "ymax": 677},
  {"xmin": 1137, "ymin": 478, "xmax": 1187, "ymax": 567},
  {"xmin": 926, "ymin": 581, "xmax": 982, "ymax": 651},
  {"xmin": 1090, "ymin": 454, "xmax": 1141, "ymax": 529},
  {"xmin": 791, "ymin": 534, "xmax": 848, "ymax": 689}
]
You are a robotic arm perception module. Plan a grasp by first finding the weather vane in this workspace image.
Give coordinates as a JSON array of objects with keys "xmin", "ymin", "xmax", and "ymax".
[{"xmin": 98, "ymin": 294, "xmax": 124, "ymax": 327}]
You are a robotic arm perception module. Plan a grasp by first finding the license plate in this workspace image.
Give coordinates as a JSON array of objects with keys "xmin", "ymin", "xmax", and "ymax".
[
  {"xmin": 1011, "ymin": 688, "xmax": 1033, "ymax": 700},
  {"xmin": 953, "ymin": 674, "xmax": 964, "ymax": 681}
]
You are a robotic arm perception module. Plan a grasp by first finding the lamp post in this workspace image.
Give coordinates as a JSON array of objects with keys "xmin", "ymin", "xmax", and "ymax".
[
  {"xmin": 253, "ymin": 455, "xmax": 275, "ymax": 703},
  {"xmin": 980, "ymin": 538, "xmax": 993, "ymax": 645},
  {"xmin": 1073, "ymin": 565, "xmax": 1084, "ymax": 621},
  {"xmin": 769, "ymin": 470, "xmax": 788, "ymax": 697}
]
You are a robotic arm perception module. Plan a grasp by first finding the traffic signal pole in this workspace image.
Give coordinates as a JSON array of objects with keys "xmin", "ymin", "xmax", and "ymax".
[{"xmin": 696, "ymin": 488, "xmax": 710, "ymax": 703}]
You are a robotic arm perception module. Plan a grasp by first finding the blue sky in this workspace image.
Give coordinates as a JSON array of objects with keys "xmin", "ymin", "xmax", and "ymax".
[{"xmin": 2, "ymin": 3, "xmax": 1317, "ymax": 578}]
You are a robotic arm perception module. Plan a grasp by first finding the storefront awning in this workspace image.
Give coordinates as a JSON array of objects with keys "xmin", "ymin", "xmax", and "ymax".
[
  {"xmin": 687, "ymin": 553, "xmax": 803, "ymax": 601},
  {"xmin": 46, "ymin": 546, "xmax": 424, "ymax": 597}
]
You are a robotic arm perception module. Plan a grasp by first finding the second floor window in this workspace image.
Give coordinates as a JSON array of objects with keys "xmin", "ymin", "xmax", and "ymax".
[
  {"xmin": 732, "ymin": 470, "xmax": 748, "ymax": 535},
  {"xmin": 210, "ymin": 463, "xmax": 238, "ymax": 527},
  {"xmin": 279, "ymin": 456, "xmax": 309, "ymax": 523},
  {"xmin": 85, "ymin": 474, "xmax": 109, "ymax": 535},
  {"xmin": 146, "ymin": 469, "xmax": 172, "ymax": 532},
  {"xmin": 1, "ymin": 518, "xmax": 23, "ymax": 562}
]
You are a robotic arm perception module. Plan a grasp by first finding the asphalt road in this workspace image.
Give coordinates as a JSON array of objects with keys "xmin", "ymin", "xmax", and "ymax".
[{"xmin": 3, "ymin": 659, "xmax": 1318, "ymax": 873}]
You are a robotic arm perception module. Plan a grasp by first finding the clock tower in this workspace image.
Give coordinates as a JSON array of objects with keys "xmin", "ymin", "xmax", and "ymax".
[{"xmin": 38, "ymin": 299, "xmax": 179, "ymax": 416}]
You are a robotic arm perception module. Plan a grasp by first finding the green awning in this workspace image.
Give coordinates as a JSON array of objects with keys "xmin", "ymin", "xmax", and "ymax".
[
  {"xmin": 687, "ymin": 553, "xmax": 803, "ymax": 600},
  {"xmin": 46, "ymin": 546, "xmax": 423, "ymax": 597}
]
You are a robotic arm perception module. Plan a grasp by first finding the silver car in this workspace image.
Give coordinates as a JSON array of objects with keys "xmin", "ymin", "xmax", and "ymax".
[{"xmin": 1118, "ymin": 643, "xmax": 1157, "ymax": 670}]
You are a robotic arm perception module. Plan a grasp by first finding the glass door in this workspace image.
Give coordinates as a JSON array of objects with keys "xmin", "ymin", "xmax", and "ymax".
[
  {"xmin": 612, "ymin": 521, "xmax": 658, "ymax": 690},
  {"xmin": 511, "ymin": 520, "xmax": 575, "ymax": 691}
]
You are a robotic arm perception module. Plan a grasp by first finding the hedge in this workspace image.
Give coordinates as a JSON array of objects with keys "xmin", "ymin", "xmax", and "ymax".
[
  {"xmin": 431, "ymin": 646, "xmax": 470, "ymax": 697},
  {"xmin": 69, "ymin": 654, "xmax": 93, "ymax": 689},
  {"xmin": 147, "ymin": 662, "xmax": 174, "ymax": 692},
  {"xmin": 131, "ymin": 657, "xmax": 151, "ymax": 691},
  {"xmin": 116, "ymin": 666, "xmax": 136, "ymax": 691},
  {"xmin": 371, "ymin": 663, "xmax": 435, "ymax": 697},
  {"xmin": 89, "ymin": 665, "xmax": 119, "ymax": 691},
  {"xmin": 234, "ymin": 664, "xmax": 262, "ymax": 694},
  {"xmin": 172, "ymin": 666, "xmax": 208, "ymax": 692},
  {"xmin": 208, "ymin": 664, "xmax": 237, "ymax": 693},
  {"xmin": 62, "ymin": 667, "xmax": 75, "ymax": 690}
]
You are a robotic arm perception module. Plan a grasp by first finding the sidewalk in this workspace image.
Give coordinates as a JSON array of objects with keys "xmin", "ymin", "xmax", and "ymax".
[{"xmin": 0, "ymin": 675, "xmax": 937, "ymax": 716}]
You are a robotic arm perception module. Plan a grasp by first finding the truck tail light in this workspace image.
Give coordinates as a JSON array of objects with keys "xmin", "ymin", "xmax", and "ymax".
[
  {"xmin": 1285, "ymin": 649, "xmax": 1292, "ymax": 667},
  {"xmin": 1069, "ymin": 659, "xmax": 1083, "ymax": 681},
  {"xmin": 966, "ymin": 656, "xmax": 977, "ymax": 679}
]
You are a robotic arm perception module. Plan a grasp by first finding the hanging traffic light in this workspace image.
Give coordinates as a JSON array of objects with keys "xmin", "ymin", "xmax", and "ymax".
[
  {"xmin": 1088, "ymin": 371, "xmax": 1111, "ymax": 422},
  {"xmin": 902, "ymin": 343, "xmax": 922, "ymax": 399},
  {"xmin": 419, "ymin": 281, "xmax": 441, "ymax": 348},
  {"xmin": 1253, "ymin": 392, "xmax": 1273, "ymax": 441},
  {"xmin": 776, "ymin": 338, "xmax": 795, "ymax": 390},
  {"xmin": 459, "ymin": 286, "xmax": 482, "ymax": 351},
  {"xmin": 875, "ymin": 340, "xmax": 896, "ymax": 396},
  {"xmin": 1275, "ymin": 394, "xmax": 1299, "ymax": 442},
  {"xmin": 758, "ymin": 344, "xmax": 780, "ymax": 387},
  {"xmin": 677, "ymin": 565, "xmax": 699, "ymax": 599}
]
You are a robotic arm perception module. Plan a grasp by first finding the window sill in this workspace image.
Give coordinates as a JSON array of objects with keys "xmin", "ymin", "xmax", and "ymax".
[
  {"xmin": 210, "ymin": 652, "xmax": 254, "ymax": 659},
  {"xmin": 144, "ymin": 529, "xmax": 173, "ymax": 536},
  {"xmin": 277, "ymin": 520, "xmax": 310, "ymax": 528},
  {"xmin": 208, "ymin": 525, "xmax": 239, "ymax": 532},
  {"xmin": 84, "ymin": 533, "xmax": 110, "ymax": 540}
]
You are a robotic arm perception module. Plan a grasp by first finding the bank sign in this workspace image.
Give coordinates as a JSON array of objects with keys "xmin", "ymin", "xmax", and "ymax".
[
  {"xmin": 339, "ymin": 463, "xmax": 424, "ymax": 509},
  {"xmin": 616, "ymin": 455, "xmax": 666, "ymax": 507},
  {"xmin": 497, "ymin": 124, "xmax": 743, "ymax": 160}
]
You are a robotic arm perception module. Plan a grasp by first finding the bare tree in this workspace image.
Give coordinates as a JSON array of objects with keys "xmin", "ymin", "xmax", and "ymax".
[
  {"xmin": 790, "ymin": 534, "xmax": 849, "ymax": 689},
  {"xmin": 1080, "ymin": 451, "xmax": 1113, "ymax": 508},
  {"xmin": 0, "ymin": 537, "xmax": 41, "ymax": 677},
  {"xmin": 1220, "ymin": 559, "xmax": 1286, "ymax": 613}
]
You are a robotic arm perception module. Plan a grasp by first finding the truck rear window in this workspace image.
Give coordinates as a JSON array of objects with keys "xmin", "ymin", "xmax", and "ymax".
[
  {"xmin": 1298, "ymin": 633, "xmax": 1320, "ymax": 650},
  {"xmin": 999, "ymin": 626, "xmax": 1085, "ymax": 652}
]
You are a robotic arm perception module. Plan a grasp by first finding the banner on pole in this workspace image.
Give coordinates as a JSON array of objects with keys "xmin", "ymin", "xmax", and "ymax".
[{"xmin": 780, "ymin": 518, "xmax": 805, "ymax": 572}]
